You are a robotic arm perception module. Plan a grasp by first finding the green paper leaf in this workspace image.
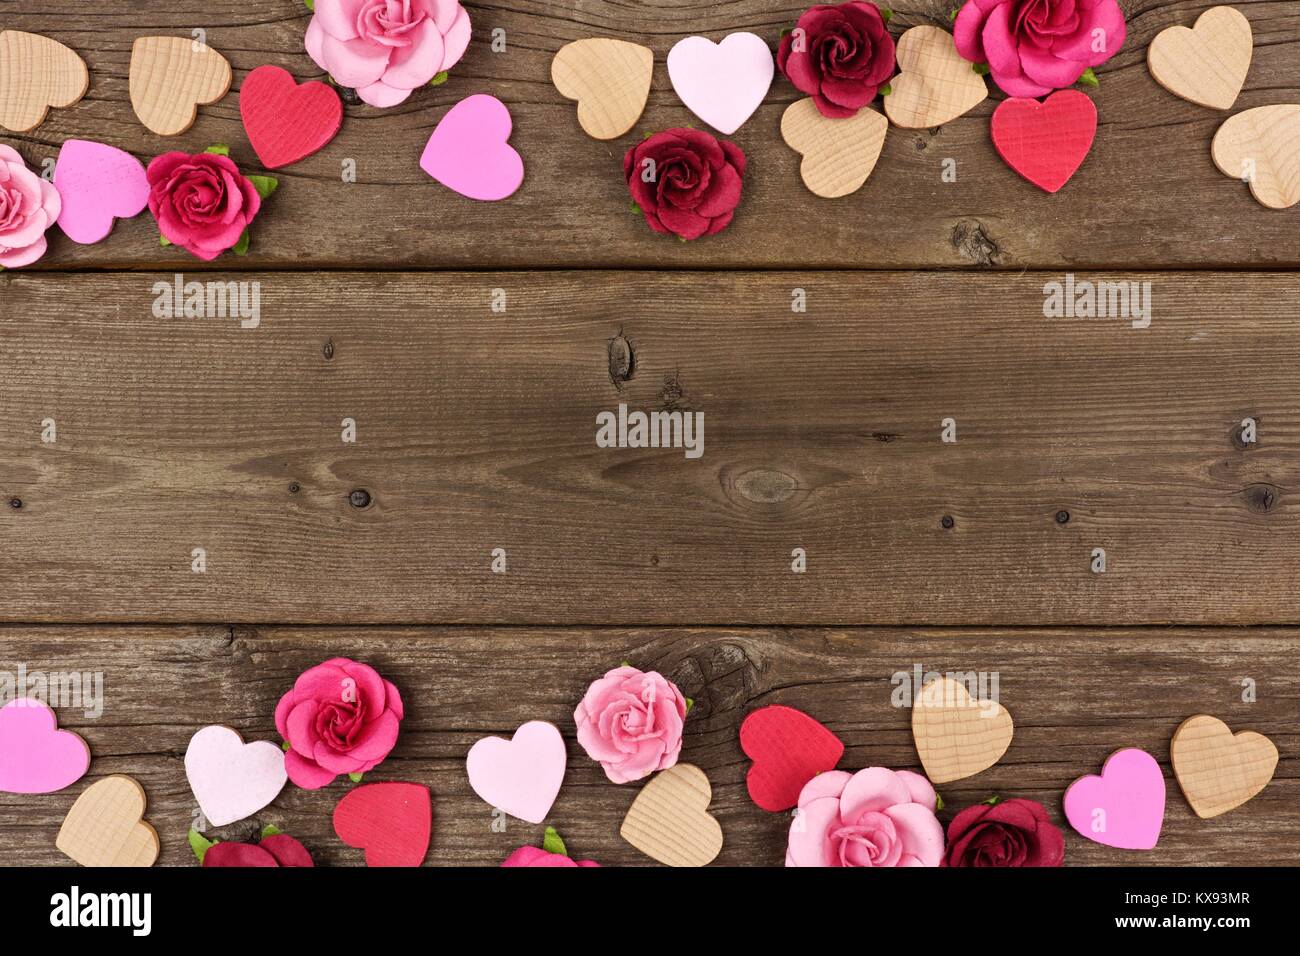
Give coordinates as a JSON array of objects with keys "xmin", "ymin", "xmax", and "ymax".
[
  {"xmin": 541, "ymin": 826, "xmax": 567, "ymax": 856},
  {"xmin": 981, "ymin": 794, "xmax": 1003, "ymax": 806},
  {"xmin": 779, "ymin": 28, "xmax": 792, "ymax": 38},
  {"xmin": 935, "ymin": 792, "xmax": 945, "ymax": 811},
  {"xmin": 1078, "ymin": 67, "xmax": 1099, "ymax": 88},
  {"xmin": 685, "ymin": 697, "xmax": 694, "ymax": 714},
  {"xmin": 348, "ymin": 771, "xmax": 364, "ymax": 783},
  {"xmin": 205, "ymin": 144, "xmax": 230, "ymax": 156},
  {"xmin": 261, "ymin": 823, "xmax": 282, "ymax": 838},
  {"xmin": 159, "ymin": 234, "xmax": 172, "ymax": 247},
  {"xmin": 429, "ymin": 71, "xmax": 449, "ymax": 87},
  {"xmin": 281, "ymin": 740, "xmax": 292, "ymax": 751},
  {"xmin": 188, "ymin": 828, "xmax": 218, "ymax": 864},
  {"xmin": 881, "ymin": 8, "xmax": 893, "ymax": 21},
  {"xmin": 246, "ymin": 174, "xmax": 279, "ymax": 200},
  {"xmin": 879, "ymin": 83, "xmax": 892, "ymax": 97},
  {"xmin": 619, "ymin": 660, "xmax": 631, "ymax": 667},
  {"xmin": 304, "ymin": 0, "xmax": 315, "ymax": 9},
  {"xmin": 973, "ymin": 63, "xmax": 990, "ymax": 76},
  {"xmin": 629, "ymin": 203, "xmax": 640, "ymax": 214},
  {"xmin": 232, "ymin": 229, "xmax": 250, "ymax": 257},
  {"xmin": 950, "ymin": 8, "xmax": 959, "ymax": 21}
]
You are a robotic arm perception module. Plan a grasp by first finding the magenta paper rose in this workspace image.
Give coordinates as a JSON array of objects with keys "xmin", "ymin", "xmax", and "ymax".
[
  {"xmin": 501, "ymin": 846, "xmax": 599, "ymax": 868},
  {"xmin": 786, "ymin": 767, "xmax": 944, "ymax": 867},
  {"xmin": 305, "ymin": 0, "xmax": 472, "ymax": 107},
  {"xmin": 0, "ymin": 144, "xmax": 60, "ymax": 268},
  {"xmin": 147, "ymin": 151, "xmax": 264, "ymax": 260},
  {"xmin": 575, "ymin": 666, "xmax": 688, "ymax": 783},
  {"xmin": 275, "ymin": 657, "xmax": 404, "ymax": 789},
  {"xmin": 954, "ymin": 0, "xmax": 1126, "ymax": 97}
]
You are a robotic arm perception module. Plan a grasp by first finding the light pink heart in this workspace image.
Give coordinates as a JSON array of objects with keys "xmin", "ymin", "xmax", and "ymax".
[
  {"xmin": 0, "ymin": 698, "xmax": 90, "ymax": 794},
  {"xmin": 185, "ymin": 725, "xmax": 287, "ymax": 827},
  {"xmin": 466, "ymin": 720, "xmax": 565, "ymax": 824},
  {"xmin": 54, "ymin": 139, "xmax": 149, "ymax": 244},
  {"xmin": 420, "ymin": 94, "xmax": 524, "ymax": 202},
  {"xmin": 1063, "ymin": 747, "xmax": 1166, "ymax": 850},
  {"xmin": 667, "ymin": 33, "xmax": 774, "ymax": 135}
]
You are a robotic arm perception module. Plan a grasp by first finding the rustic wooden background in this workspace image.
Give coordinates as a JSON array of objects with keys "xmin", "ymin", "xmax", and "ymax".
[{"xmin": 1, "ymin": 0, "xmax": 1296, "ymax": 865}]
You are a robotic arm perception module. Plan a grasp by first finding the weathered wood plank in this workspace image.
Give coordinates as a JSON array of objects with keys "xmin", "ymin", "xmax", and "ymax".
[
  {"xmin": 0, "ymin": 626, "xmax": 1293, "ymax": 866},
  {"xmin": 3, "ymin": 270, "xmax": 1298, "ymax": 624},
  {"xmin": 1, "ymin": 1, "xmax": 1297, "ymax": 270}
]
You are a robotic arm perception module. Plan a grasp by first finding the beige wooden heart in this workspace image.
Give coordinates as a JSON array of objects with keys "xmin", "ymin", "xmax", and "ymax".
[
  {"xmin": 1211, "ymin": 104, "xmax": 1300, "ymax": 209},
  {"xmin": 912, "ymin": 677, "xmax": 1013, "ymax": 784},
  {"xmin": 56, "ymin": 775, "xmax": 160, "ymax": 867},
  {"xmin": 782, "ymin": 97, "xmax": 887, "ymax": 199},
  {"xmin": 1148, "ymin": 6, "xmax": 1252, "ymax": 111},
  {"xmin": 552, "ymin": 38, "xmax": 653, "ymax": 140},
  {"xmin": 0, "ymin": 31, "xmax": 89, "ymax": 133},
  {"xmin": 1171, "ymin": 714, "xmax": 1277, "ymax": 818},
  {"xmin": 620, "ymin": 763, "xmax": 722, "ymax": 866},
  {"xmin": 130, "ymin": 35, "xmax": 232, "ymax": 136},
  {"xmin": 884, "ymin": 25, "xmax": 987, "ymax": 129}
]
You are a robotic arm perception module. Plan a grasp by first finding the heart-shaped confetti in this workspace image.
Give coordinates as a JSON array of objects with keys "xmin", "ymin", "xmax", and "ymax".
[
  {"xmin": 129, "ymin": 35, "xmax": 232, "ymax": 136},
  {"xmin": 56, "ymin": 775, "xmax": 159, "ymax": 867},
  {"xmin": 991, "ymin": 90, "xmax": 1097, "ymax": 193},
  {"xmin": 1171, "ymin": 714, "xmax": 1278, "ymax": 818},
  {"xmin": 239, "ymin": 65, "xmax": 342, "ymax": 169},
  {"xmin": 184, "ymin": 725, "xmax": 287, "ymax": 827},
  {"xmin": 0, "ymin": 30, "xmax": 89, "ymax": 133},
  {"xmin": 466, "ymin": 720, "xmax": 565, "ymax": 824},
  {"xmin": 1063, "ymin": 748, "xmax": 1166, "ymax": 850},
  {"xmin": 884, "ymin": 25, "xmax": 987, "ymax": 129},
  {"xmin": 667, "ymin": 33, "xmax": 774, "ymax": 135},
  {"xmin": 333, "ymin": 782, "xmax": 432, "ymax": 867},
  {"xmin": 1211, "ymin": 105, "xmax": 1300, "ymax": 209},
  {"xmin": 1148, "ymin": 6, "xmax": 1252, "ymax": 111},
  {"xmin": 420, "ymin": 94, "xmax": 524, "ymax": 201},
  {"xmin": 54, "ymin": 140, "xmax": 150, "ymax": 245},
  {"xmin": 740, "ymin": 704, "xmax": 844, "ymax": 811},
  {"xmin": 781, "ymin": 97, "xmax": 888, "ymax": 199},
  {"xmin": 0, "ymin": 698, "xmax": 90, "ymax": 794},
  {"xmin": 551, "ymin": 38, "xmax": 653, "ymax": 141},
  {"xmin": 911, "ymin": 677, "xmax": 1014, "ymax": 784},
  {"xmin": 621, "ymin": 763, "xmax": 723, "ymax": 867}
]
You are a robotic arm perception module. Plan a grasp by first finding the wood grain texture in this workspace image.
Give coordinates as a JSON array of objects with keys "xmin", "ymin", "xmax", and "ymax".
[
  {"xmin": 0, "ymin": 1, "xmax": 1297, "ymax": 270},
  {"xmin": 3, "ymin": 270, "xmax": 1298, "ymax": 625},
  {"xmin": 0, "ymin": 625, "xmax": 1294, "ymax": 866}
]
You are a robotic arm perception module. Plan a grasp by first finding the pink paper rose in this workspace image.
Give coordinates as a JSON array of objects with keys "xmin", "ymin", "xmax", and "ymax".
[
  {"xmin": 575, "ymin": 666, "xmax": 687, "ymax": 784},
  {"xmin": 786, "ymin": 767, "xmax": 945, "ymax": 867},
  {"xmin": 147, "ymin": 151, "xmax": 263, "ymax": 260},
  {"xmin": 0, "ymin": 144, "xmax": 61, "ymax": 268},
  {"xmin": 275, "ymin": 657, "xmax": 404, "ymax": 789},
  {"xmin": 305, "ymin": 0, "xmax": 472, "ymax": 108},
  {"xmin": 501, "ymin": 846, "xmax": 599, "ymax": 868},
  {"xmin": 954, "ymin": 0, "xmax": 1126, "ymax": 98}
]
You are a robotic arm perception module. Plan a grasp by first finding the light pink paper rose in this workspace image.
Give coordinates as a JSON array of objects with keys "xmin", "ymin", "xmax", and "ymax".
[
  {"xmin": 0, "ymin": 144, "xmax": 61, "ymax": 268},
  {"xmin": 574, "ymin": 666, "xmax": 687, "ymax": 784},
  {"xmin": 305, "ymin": 0, "xmax": 472, "ymax": 107},
  {"xmin": 954, "ymin": 0, "xmax": 1126, "ymax": 98},
  {"xmin": 786, "ymin": 767, "xmax": 945, "ymax": 867},
  {"xmin": 275, "ymin": 657, "xmax": 404, "ymax": 789}
]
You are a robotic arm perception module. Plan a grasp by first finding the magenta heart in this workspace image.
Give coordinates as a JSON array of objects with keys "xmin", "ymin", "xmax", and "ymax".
[
  {"xmin": 0, "ymin": 699, "xmax": 91, "ymax": 794},
  {"xmin": 420, "ymin": 94, "xmax": 524, "ymax": 202},
  {"xmin": 54, "ymin": 140, "xmax": 149, "ymax": 244},
  {"xmin": 1063, "ymin": 748, "xmax": 1166, "ymax": 850}
]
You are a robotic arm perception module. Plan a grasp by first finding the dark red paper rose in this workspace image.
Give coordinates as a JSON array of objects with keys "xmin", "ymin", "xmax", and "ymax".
[
  {"xmin": 624, "ymin": 129, "xmax": 745, "ymax": 241},
  {"xmin": 942, "ymin": 798, "xmax": 1065, "ymax": 867},
  {"xmin": 203, "ymin": 833, "xmax": 314, "ymax": 867},
  {"xmin": 778, "ymin": 2, "xmax": 896, "ymax": 118}
]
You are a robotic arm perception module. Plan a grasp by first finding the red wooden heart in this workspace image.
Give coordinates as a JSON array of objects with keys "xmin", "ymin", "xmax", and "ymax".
[
  {"xmin": 239, "ymin": 65, "xmax": 342, "ymax": 170},
  {"xmin": 740, "ymin": 705, "xmax": 844, "ymax": 812},
  {"xmin": 332, "ymin": 782, "xmax": 431, "ymax": 867},
  {"xmin": 991, "ymin": 90, "xmax": 1097, "ymax": 194}
]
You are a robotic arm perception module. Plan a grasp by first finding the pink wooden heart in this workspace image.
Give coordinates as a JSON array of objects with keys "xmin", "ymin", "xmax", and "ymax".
[
  {"xmin": 184, "ymin": 725, "xmax": 287, "ymax": 827},
  {"xmin": 667, "ymin": 33, "xmax": 774, "ymax": 135},
  {"xmin": 466, "ymin": 720, "xmax": 565, "ymax": 823},
  {"xmin": 420, "ymin": 94, "xmax": 524, "ymax": 202},
  {"xmin": 991, "ymin": 90, "xmax": 1097, "ymax": 193},
  {"xmin": 0, "ymin": 698, "xmax": 90, "ymax": 794},
  {"xmin": 1063, "ymin": 748, "xmax": 1165, "ymax": 850},
  {"xmin": 54, "ymin": 139, "xmax": 149, "ymax": 244}
]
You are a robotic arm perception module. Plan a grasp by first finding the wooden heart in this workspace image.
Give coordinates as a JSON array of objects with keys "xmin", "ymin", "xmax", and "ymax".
[
  {"xmin": 1211, "ymin": 105, "xmax": 1300, "ymax": 209},
  {"xmin": 56, "ymin": 775, "xmax": 159, "ymax": 867},
  {"xmin": 781, "ymin": 97, "xmax": 888, "ymax": 199},
  {"xmin": 1171, "ymin": 714, "xmax": 1277, "ymax": 818},
  {"xmin": 1148, "ymin": 6, "xmax": 1252, "ymax": 111},
  {"xmin": 0, "ymin": 31, "xmax": 89, "ymax": 133},
  {"xmin": 551, "ymin": 38, "xmax": 653, "ymax": 141},
  {"xmin": 130, "ymin": 35, "xmax": 232, "ymax": 136},
  {"xmin": 912, "ymin": 677, "xmax": 1014, "ymax": 784},
  {"xmin": 884, "ymin": 25, "xmax": 986, "ymax": 129},
  {"xmin": 620, "ymin": 763, "xmax": 722, "ymax": 866}
]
